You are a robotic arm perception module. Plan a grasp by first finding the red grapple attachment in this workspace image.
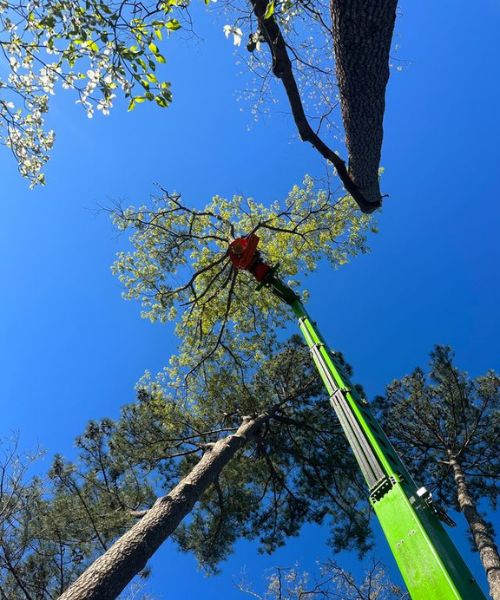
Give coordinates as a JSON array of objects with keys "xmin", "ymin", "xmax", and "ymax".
[{"xmin": 228, "ymin": 234, "xmax": 272, "ymax": 282}]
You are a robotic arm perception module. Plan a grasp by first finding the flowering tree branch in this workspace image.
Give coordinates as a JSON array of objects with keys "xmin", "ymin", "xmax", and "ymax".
[{"xmin": 0, "ymin": 0, "xmax": 180, "ymax": 185}]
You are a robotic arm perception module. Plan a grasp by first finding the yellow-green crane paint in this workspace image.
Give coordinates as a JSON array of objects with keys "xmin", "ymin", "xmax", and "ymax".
[{"xmin": 228, "ymin": 234, "xmax": 486, "ymax": 600}]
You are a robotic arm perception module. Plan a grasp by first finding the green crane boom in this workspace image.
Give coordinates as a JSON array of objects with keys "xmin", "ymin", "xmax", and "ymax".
[{"xmin": 228, "ymin": 234, "xmax": 486, "ymax": 600}]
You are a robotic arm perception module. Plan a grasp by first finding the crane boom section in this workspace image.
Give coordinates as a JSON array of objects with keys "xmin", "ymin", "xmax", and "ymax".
[
  {"xmin": 289, "ymin": 297, "xmax": 484, "ymax": 600},
  {"xmin": 227, "ymin": 234, "xmax": 486, "ymax": 600}
]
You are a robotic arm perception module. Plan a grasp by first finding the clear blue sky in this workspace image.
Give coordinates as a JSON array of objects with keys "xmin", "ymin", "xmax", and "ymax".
[{"xmin": 1, "ymin": 0, "xmax": 499, "ymax": 597}]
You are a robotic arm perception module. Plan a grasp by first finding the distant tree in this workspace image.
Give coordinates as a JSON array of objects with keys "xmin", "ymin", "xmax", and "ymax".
[
  {"xmin": 374, "ymin": 346, "xmax": 500, "ymax": 600},
  {"xmin": 2, "ymin": 339, "xmax": 370, "ymax": 599},
  {"xmin": 119, "ymin": 580, "xmax": 156, "ymax": 600},
  {"xmin": 0, "ymin": 433, "xmax": 154, "ymax": 599},
  {"xmin": 0, "ymin": 438, "xmax": 47, "ymax": 599},
  {"xmin": 238, "ymin": 559, "xmax": 408, "ymax": 599}
]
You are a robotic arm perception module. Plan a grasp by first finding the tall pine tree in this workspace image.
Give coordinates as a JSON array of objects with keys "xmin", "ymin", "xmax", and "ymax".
[
  {"xmin": 2, "ymin": 339, "xmax": 370, "ymax": 599},
  {"xmin": 375, "ymin": 346, "xmax": 499, "ymax": 599}
]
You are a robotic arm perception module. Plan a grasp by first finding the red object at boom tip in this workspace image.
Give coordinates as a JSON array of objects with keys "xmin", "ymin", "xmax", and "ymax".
[{"xmin": 228, "ymin": 234, "xmax": 272, "ymax": 282}]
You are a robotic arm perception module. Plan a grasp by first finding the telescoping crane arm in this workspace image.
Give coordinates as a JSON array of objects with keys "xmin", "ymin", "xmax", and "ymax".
[{"xmin": 228, "ymin": 234, "xmax": 486, "ymax": 600}]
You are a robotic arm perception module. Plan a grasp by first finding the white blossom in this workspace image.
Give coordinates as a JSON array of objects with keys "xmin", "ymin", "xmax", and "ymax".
[
  {"xmin": 223, "ymin": 25, "xmax": 243, "ymax": 47},
  {"xmin": 0, "ymin": 0, "xmax": 176, "ymax": 186}
]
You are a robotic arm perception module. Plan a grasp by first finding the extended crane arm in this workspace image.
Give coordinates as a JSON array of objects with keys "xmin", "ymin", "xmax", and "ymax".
[{"xmin": 228, "ymin": 234, "xmax": 485, "ymax": 600}]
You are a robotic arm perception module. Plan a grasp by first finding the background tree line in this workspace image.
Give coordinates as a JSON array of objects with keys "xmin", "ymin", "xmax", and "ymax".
[{"xmin": 1, "ymin": 341, "xmax": 497, "ymax": 598}]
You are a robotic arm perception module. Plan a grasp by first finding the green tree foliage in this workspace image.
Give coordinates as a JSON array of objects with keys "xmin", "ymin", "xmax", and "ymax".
[
  {"xmin": 0, "ymin": 434, "xmax": 155, "ymax": 599},
  {"xmin": 2, "ymin": 338, "xmax": 371, "ymax": 598},
  {"xmin": 0, "ymin": 440, "xmax": 49, "ymax": 599},
  {"xmin": 0, "ymin": 0, "xmax": 178, "ymax": 185},
  {"xmin": 111, "ymin": 177, "xmax": 373, "ymax": 379},
  {"xmin": 167, "ymin": 337, "xmax": 371, "ymax": 570},
  {"xmin": 374, "ymin": 346, "xmax": 500, "ymax": 599}
]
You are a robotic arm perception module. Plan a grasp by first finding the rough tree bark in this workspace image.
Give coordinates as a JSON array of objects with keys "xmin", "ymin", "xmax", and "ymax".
[
  {"xmin": 331, "ymin": 0, "xmax": 397, "ymax": 206},
  {"xmin": 58, "ymin": 413, "xmax": 269, "ymax": 600},
  {"xmin": 450, "ymin": 457, "xmax": 500, "ymax": 600},
  {"xmin": 250, "ymin": 0, "xmax": 384, "ymax": 214}
]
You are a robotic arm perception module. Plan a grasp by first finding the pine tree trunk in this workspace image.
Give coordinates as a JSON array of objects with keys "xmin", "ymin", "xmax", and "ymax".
[
  {"xmin": 450, "ymin": 458, "xmax": 500, "ymax": 600},
  {"xmin": 331, "ymin": 0, "xmax": 397, "ymax": 207},
  {"xmin": 58, "ymin": 414, "xmax": 269, "ymax": 600}
]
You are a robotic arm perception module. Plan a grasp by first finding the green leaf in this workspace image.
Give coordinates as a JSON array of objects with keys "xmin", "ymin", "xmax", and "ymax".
[
  {"xmin": 128, "ymin": 96, "xmax": 146, "ymax": 111},
  {"xmin": 166, "ymin": 19, "xmax": 181, "ymax": 31},
  {"xmin": 264, "ymin": 0, "xmax": 275, "ymax": 19},
  {"xmin": 155, "ymin": 29, "xmax": 163, "ymax": 41},
  {"xmin": 155, "ymin": 96, "xmax": 168, "ymax": 107}
]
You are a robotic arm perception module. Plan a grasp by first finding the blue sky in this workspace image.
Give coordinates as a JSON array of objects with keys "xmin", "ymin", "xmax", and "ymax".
[{"xmin": 1, "ymin": 0, "xmax": 499, "ymax": 597}]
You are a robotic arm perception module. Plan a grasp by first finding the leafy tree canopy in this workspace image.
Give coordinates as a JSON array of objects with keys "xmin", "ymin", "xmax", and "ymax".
[
  {"xmin": 0, "ymin": 0, "xmax": 179, "ymax": 185},
  {"xmin": 111, "ymin": 176, "xmax": 373, "ymax": 381}
]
